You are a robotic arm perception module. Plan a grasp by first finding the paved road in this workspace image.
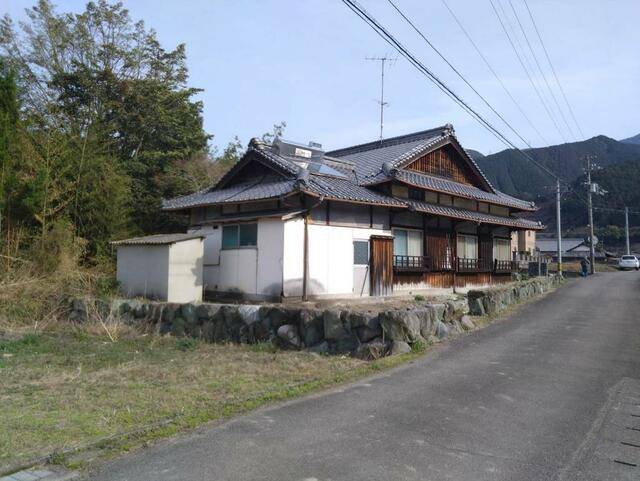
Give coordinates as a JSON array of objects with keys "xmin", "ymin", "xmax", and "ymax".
[{"xmin": 85, "ymin": 272, "xmax": 640, "ymax": 481}]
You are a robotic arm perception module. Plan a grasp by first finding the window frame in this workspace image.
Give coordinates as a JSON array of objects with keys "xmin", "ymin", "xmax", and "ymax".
[
  {"xmin": 456, "ymin": 234, "xmax": 478, "ymax": 259},
  {"xmin": 392, "ymin": 227, "xmax": 424, "ymax": 257},
  {"xmin": 493, "ymin": 237, "xmax": 511, "ymax": 261},
  {"xmin": 221, "ymin": 223, "xmax": 258, "ymax": 249},
  {"xmin": 353, "ymin": 240, "xmax": 369, "ymax": 266}
]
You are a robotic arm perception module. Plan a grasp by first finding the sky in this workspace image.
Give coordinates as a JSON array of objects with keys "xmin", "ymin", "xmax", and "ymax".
[{"xmin": 4, "ymin": 0, "xmax": 640, "ymax": 155}]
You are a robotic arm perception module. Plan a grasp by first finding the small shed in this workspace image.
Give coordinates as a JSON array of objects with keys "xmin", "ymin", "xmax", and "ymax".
[{"xmin": 112, "ymin": 233, "xmax": 205, "ymax": 303}]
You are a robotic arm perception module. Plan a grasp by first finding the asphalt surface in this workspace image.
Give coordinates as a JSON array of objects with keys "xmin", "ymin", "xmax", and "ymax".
[{"xmin": 85, "ymin": 272, "xmax": 640, "ymax": 481}]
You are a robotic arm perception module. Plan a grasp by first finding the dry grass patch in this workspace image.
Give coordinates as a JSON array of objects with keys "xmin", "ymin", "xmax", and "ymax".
[
  {"xmin": 0, "ymin": 332, "xmax": 414, "ymax": 471},
  {"xmin": 550, "ymin": 260, "xmax": 619, "ymax": 273}
]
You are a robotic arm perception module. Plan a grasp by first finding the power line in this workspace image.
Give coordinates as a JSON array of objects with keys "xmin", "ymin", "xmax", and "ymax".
[
  {"xmin": 522, "ymin": 0, "xmax": 586, "ymax": 139},
  {"xmin": 506, "ymin": 0, "xmax": 576, "ymax": 141},
  {"xmin": 592, "ymin": 206, "xmax": 640, "ymax": 215},
  {"xmin": 386, "ymin": 0, "xmax": 536, "ymax": 150},
  {"xmin": 439, "ymin": 0, "xmax": 548, "ymax": 146},
  {"xmin": 489, "ymin": 0, "xmax": 567, "ymax": 144},
  {"xmin": 342, "ymin": 0, "xmax": 571, "ymax": 274},
  {"xmin": 340, "ymin": 0, "xmax": 558, "ymax": 181}
]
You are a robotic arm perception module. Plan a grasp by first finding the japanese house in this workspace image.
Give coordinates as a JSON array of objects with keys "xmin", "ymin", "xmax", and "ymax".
[{"xmin": 163, "ymin": 124, "xmax": 544, "ymax": 301}]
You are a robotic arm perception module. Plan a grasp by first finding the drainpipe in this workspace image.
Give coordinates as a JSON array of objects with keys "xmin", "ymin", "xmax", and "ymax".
[
  {"xmin": 301, "ymin": 194, "xmax": 324, "ymax": 302},
  {"xmin": 302, "ymin": 212, "xmax": 309, "ymax": 301}
]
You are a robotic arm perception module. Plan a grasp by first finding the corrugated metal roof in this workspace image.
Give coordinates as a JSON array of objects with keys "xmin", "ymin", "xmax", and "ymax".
[
  {"xmin": 406, "ymin": 200, "xmax": 545, "ymax": 230},
  {"xmin": 111, "ymin": 233, "xmax": 204, "ymax": 246},
  {"xmin": 162, "ymin": 179, "xmax": 297, "ymax": 211},
  {"xmin": 394, "ymin": 170, "xmax": 536, "ymax": 211}
]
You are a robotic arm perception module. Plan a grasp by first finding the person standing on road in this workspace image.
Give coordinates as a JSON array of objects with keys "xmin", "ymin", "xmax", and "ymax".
[{"xmin": 580, "ymin": 257, "xmax": 589, "ymax": 277}]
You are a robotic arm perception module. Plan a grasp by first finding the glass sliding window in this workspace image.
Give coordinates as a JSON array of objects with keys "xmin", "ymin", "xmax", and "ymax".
[
  {"xmin": 457, "ymin": 234, "xmax": 478, "ymax": 259},
  {"xmin": 222, "ymin": 223, "xmax": 257, "ymax": 248},
  {"xmin": 393, "ymin": 229, "xmax": 408, "ymax": 256},
  {"xmin": 239, "ymin": 223, "xmax": 258, "ymax": 246},
  {"xmin": 393, "ymin": 229, "xmax": 423, "ymax": 256},
  {"xmin": 407, "ymin": 230, "xmax": 423, "ymax": 256},
  {"xmin": 493, "ymin": 238, "xmax": 511, "ymax": 261},
  {"xmin": 222, "ymin": 225, "xmax": 239, "ymax": 249}
]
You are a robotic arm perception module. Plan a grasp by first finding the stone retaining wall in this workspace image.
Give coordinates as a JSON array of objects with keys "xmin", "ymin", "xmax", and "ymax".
[{"xmin": 69, "ymin": 276, "xmax": 562, "ymax": 359}]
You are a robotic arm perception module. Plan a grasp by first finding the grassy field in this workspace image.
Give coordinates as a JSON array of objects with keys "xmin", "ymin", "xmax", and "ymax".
[
  {"xmin": 550, "ymin": 260, "xmax": 620, "ymax": 273},
  {"xmin": 0, "ymin": 331, "xmax": 419, "ymax": 471}
]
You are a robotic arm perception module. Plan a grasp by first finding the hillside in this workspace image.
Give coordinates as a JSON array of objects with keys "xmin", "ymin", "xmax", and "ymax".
[
  {"xmin": 621, "ymin": 133, "xmax": 640, "ymax": 145},
  {"xmin": 553, "ymin": 158, "xmax": 640, "ymax": 248},
  {"xmin": 472, "ymin": 136, "xmax": 640, "ymax": 201}
]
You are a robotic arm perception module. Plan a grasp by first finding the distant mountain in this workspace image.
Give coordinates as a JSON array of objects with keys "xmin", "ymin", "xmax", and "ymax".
[
  {"xmin": 474, "ymin": 135, "xmax": 640, "ymax": 201},
  {"xmin": 558, "ymin": 157, "xmax": 640, "ymax": 249},
  {"xmin": 621, "ymin": 133, "xmax": 640, "ymax": 145},
  {"xmin": 466, "ymin": 149, "xmax": 485, "ymax": 160}
]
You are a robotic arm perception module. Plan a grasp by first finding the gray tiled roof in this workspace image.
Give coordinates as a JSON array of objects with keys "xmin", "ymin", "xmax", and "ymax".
[
  {"xmin": 327, "ymin": 127, "xmax": 496, "ymax": 195},
  {"xmin": 163, "ymin": 127, "xmax": 538, "ymax": 228},
  {"xmin": 111, "ymin": 233, "xmax": 205, "ymax": 246},
  {"xmin": 302, "ymin": 175, "xmax": 405, "ymax": 206},
  {"xmin": 394, "ymin": 170, "xmax": 536, "ymax": 211},
  {"xmin": 191, "ymin": 208, "xmax": 306, "ymax": 225},
  {"xmin": 212, "ymin": 145, "xmax": 300, "ymax": 190},
  {"xmin": 406, "ymin": 200, "xmax": 544, "ymax": 230},
  {"xmin": 163, "ymin": 179, "xmax": 297, "ymax": 211},
  {"xmin": 327, "ymin": 127, "xmax": 448, "ymax": 181}
]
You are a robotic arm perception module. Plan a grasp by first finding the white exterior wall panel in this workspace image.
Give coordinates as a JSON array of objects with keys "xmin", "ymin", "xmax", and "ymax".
[
  {"xmin": 305, "ymin": 223, "xmax": 391, "ymax": 298},
  {"xmin": 282, "ymin": 218, "xmax": 304, "ymax": 297},
  {"xmin": 219, "ymin": 248, "xmax": 258, "ymax": 294},
  {"xmin": 189, "ymin": 225, "xmax": 221, "ymax": 291},
  {"xmin": 116, "ymin": 238, "xmax": 203, "ymax": 303},
  {"xmin": 256, "ymin": 219, "xmax": 285, "ymax": 297},
  {"xmin": 117, "ymin": 245, "xmax": 170, "ymax": 300},
  {"xmin": 167, "ymin": 238, "xmax": 204, "ymax": 303},
  {"xmin": 197, "ymin": 218, "xmax": 286, "ymax": 298}
]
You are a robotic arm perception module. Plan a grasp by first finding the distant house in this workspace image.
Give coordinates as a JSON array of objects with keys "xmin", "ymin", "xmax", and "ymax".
[
  {"xmin": 154, "ymin": 124, "xmax": 544, "ymax": 301},
  {"xmin": 536, "ymin": 236, "xmax": 604, "ymax": 261},
  {"xmin": 511, "ymin": 230, "xmax": 536, "ymax": 255}
]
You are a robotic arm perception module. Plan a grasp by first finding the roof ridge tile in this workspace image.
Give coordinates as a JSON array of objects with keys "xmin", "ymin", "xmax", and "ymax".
[{"xmin": 327, "ymin": 125, "xmax": 449, "ymax": 157}]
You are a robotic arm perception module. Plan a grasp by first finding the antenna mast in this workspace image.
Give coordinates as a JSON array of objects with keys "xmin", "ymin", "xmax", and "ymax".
[{"xmin": 365, "ymin": 55, "xmax": 396, "ymax": 141}]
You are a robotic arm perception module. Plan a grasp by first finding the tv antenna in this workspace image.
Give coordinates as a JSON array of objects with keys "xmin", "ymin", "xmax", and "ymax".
[{"xmin": 365, "ymin": 55, "xmax": 397, "ymax": 141}]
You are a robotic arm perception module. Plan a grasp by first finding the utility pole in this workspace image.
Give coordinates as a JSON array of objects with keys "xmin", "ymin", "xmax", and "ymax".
[
  {"xmin": 585, "ymin": 155, "xmax": 596, "ymax": 274},
  {"xmin": 625, "ymin": 206, "xmax": 630, "ymax": 256},
  {"xmin": 365, "ymin": 56, "xmax": 396, "ymax": 141},
  {"xmin": 556, "ymin": 178, "xmax": 562, "ymax": 276}
]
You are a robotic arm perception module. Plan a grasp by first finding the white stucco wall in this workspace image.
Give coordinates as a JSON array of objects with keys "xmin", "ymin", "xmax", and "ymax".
[
  {"xmin": 196, "ymin": 218, "xmax": 285, "ymax": 298},
  {"xmin": 188, "ymin": 225, "xmax": 221, "ymax": 291},
  {"xmin": 304, "ymin": 223, "xmax": 391, "ymax": 297},
  {"xmin": 256, "ymin": 219, "xmax": 285, "ymax": 297},
  {"xmin": 219, "ymin": 248, "xmax": 258, "ymax": 294},
  {"xmin": 117, "ymin": 245, "xmax": 170, "ymax": 300},
  {"xmin": 167, "ymin": 238, "xmax": 204, "ymax": 303},
  {"xmin": 282, "ymin": 217, "xmax": 304, "ymax": 297}
]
